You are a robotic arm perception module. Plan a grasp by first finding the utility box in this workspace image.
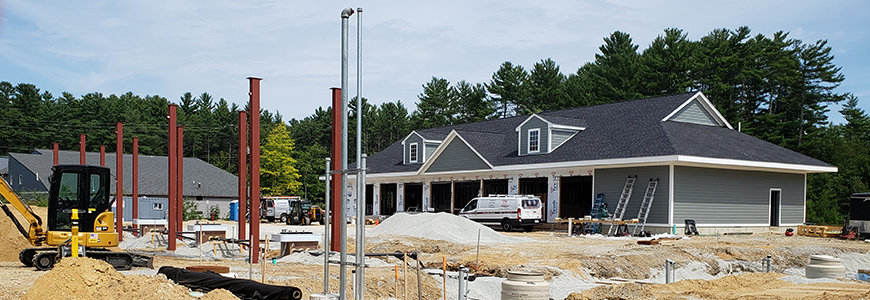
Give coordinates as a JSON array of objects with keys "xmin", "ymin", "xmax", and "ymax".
[
  {"xmin": 188, "ymin": 223, "xmax": 228, "ymax": 244},
  {"xmin": 271, "ymin": 230, "xmax": 321, "ymax": 255}
]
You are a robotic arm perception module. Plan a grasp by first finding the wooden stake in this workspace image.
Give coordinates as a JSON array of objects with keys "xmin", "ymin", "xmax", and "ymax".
[
  {"xmin": 442, "ymin": 257, "xmax": 447, "ymax": 300},
  {"xmin": 403, "ymin": 252, "xmax": 408, "ymax": 300},
  {"xmin": 394, "ymin": 265, "xmax": 399, "ymax": 298},
  {"xmin": 261, "ymin": 235, "xmax": 268, "ymax": 283}
]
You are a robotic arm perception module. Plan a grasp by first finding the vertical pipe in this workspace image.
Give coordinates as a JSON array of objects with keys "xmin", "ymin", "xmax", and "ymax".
[
  {"xmin": 116, "ymin": 122, "xmax": 124, "ymax": 242},
  {"xmin": 248, "ymin": 77, "xmax": 262, "ymax": 264},
  {"xmin": 324, "ymin": 157, "xmax": 331, "ymax": 294},
  {"xmin": 132, "ymin": 137, "xmax": 139, "ymax": 232},
  {"xmin": 330, "ymin": 87, "xmax": 342, "ymax": 252},
  {"xmin": 355, "ymin": 8, "xmax": 365, "ymax": 300},
  {"xmin": 177, "ymin": 126, "xmax": 185, "ymax": 230},
  {"xmin": 52, "ymin": 143, "xmax": 59, "ymax": 165},
  {"xmin": 458, "ymin": 266, "xmax": 466, "ymax": 300},
  {"xmin": 100, "ymin": 145, "xmax": 106, "ymax": 166},
  {"xmin": 168, "ymin": 104, "xmax": 178, "ymax": 251},
  {"xmin": 238, "ymin": 111, "xmax": 248, "ymax": 241},
  {"xmin": 79, "ymin": 134, "xmax": 86, "ymax": 165},
  {"xmin": 340, "ymin": 9, "xmax": 354, "ymax": 299}
]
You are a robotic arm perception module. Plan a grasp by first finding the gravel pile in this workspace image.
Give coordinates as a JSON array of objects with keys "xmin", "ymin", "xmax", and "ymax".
[
  {"xmin": 367, "ymin": 212, "xmax": 532, "ymax": 245},
  {"xmin": 277, "ymin": 251, "xmax": 392, "ymax": 268}
]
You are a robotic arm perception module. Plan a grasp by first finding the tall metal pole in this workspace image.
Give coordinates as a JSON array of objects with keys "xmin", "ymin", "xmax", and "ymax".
[
  {"xmin": 79, "ymin": 134, "xmax": 86, "ymax": 165},
  {"xmin": 330, "ymin": 88, "xmax": 343, "ymax": 251},
  {"xmin": 340, "ymin": 7, "xmax": 354, "ymax": 300},
  {"xmin": 100, "ymin": 145, "xmax": 106, "ymax": 166},
  {"xmin": 355, "ymin": 7, "xmax": 365, "ymax": 300},
  {"xmin": 168, "ymin": 104, "xmax": 178, "ymax": 251},
  {"xmin": 116, "ymin": 122, "xmax": 124, "ymax": 242},
  {"xmin": 323, "ymin": 157, "xmax": 331, "ymax": 295},
  {"xmin": 248, "ymin": 77, "xmax": 262, "ymax": 264},
  {"xmin": 132, "ymin": 137, "xmax": 139, "ymax": 232},
  {"xmin": 52, "ymin": 143, "xmax": 59, "ymax": 165},
  {"xmin": 177, "ymin": 126, "xmax": 185, "ymax": 229},
  {"xmin": 238, "ymin": 111, "xmax": 248, "ymax": 241}
]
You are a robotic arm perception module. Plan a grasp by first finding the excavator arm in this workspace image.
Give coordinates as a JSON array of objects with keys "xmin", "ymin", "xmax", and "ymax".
[{"xmin": 0, "ymin": 177, "xmax": 46, "ymax": 246}]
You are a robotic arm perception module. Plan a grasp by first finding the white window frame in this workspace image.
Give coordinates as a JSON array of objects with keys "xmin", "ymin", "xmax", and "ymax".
[
  {"xmin": 409, "ymin": 142, "xmax": 419, "ymax": 163},
  {"xmin": 528, "ymin": 128, "xmax": 540, "ymax": 153}
]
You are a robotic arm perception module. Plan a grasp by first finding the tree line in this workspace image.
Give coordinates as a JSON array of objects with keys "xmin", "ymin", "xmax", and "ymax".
[{"xmin": 1, "ymin": 26, "xmax": 865, "ymax": 224}]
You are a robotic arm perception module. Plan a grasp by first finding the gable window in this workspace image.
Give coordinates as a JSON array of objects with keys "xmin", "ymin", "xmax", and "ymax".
[
  {"xmin": 528, "ymin": 129, "xmax": 540, "ymax": 153},
  {"xmin": 409, "ymin": 143, "xmax": 419, "ymax": 163}
]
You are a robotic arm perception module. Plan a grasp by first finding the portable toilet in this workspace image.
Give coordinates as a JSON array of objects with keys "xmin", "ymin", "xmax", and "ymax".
[{"xmin": 229, "ymin": 200, "xmax": 239, "ymax": 221}]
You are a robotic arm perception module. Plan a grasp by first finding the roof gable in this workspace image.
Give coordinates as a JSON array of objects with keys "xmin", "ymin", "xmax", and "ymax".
[
  {"xmin": 662, "ymin": 92, "xmax": 733, "ymax": 129},
  {"xmin": 419, "ymin": 131, "xmax": 492, "ymax": 174}
]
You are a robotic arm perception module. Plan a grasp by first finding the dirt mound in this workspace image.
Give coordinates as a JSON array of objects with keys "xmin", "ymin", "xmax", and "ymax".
[
  {"xmin": 567, "ymin": 273, "xmax": 791, "ymax": 300},
  {"xmin": 0, "ymin": 207, "xmax": 35, "ymax": 262},
  {"xmin": 368, "ymin": 212, "xmax": 532, "ymax": 245},
  {"xmin": 21, "ymin": 257, "xmax": 238, "ymax": 300}
]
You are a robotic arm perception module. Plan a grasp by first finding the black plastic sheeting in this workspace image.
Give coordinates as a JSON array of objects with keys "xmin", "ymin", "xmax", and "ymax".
[{"xmin": 158, "ymin": 266, "xmax": 302, "ymax": 300}]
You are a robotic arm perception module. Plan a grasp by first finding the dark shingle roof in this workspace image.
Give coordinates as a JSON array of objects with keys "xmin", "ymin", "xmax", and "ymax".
[
  {"xmin": 10, "ymin": 150, "xmax": 238, "ymax": 198},
  {"xmin": 365, "ymin": 93, "xmax": 832, "ymax": 174}
]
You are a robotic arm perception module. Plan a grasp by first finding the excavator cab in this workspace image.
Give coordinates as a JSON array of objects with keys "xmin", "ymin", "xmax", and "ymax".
[{"xmin": 47, "ymin": 165, "xmax": 113, "ymax": 235}]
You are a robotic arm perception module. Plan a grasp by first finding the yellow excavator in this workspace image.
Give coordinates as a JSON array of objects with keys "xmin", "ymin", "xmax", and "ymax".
[{"xmin": 0, "ymin": 164, "xmax": 151, "ymax": 270}]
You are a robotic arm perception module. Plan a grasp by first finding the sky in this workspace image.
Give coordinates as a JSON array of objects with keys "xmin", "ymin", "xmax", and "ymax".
[{"xmin": 1, "ymin": 1, "xmax": 868, "ymax": 124}]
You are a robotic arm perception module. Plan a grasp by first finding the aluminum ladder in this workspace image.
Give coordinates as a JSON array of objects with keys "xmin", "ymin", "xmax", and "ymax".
[
  {"xmin": 584, "ymin": 194, "xmax": 606, "ymax": 234},
  {"xmin": 631, "ymin": 178, "xmax": 659, "ymax": 236},
  {"xmin": 607, "ymin": 176, "xmax": 637, "ymax": 235}
]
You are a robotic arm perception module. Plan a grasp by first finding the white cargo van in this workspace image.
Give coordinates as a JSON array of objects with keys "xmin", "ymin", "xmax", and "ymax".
[
  {"xmin": 261, "ymin": 196, "xmax": 296, "ymax": 223},
  {"xmin": 459, "ymin": 194, "xmax": 543, "ymax": 232}
]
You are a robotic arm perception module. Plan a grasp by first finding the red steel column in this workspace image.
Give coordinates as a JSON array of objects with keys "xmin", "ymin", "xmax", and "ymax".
[
  {"xmin": 330, "ymin": 87, "xmax": 342, "ymax": 252},
  {"xmin": 238, "ymin": 111, "xmax": 248, "ymax": 241},
  {"xmin": 176, "ymin": 126, "xmax": 184, "ymax": 230},
  {"xmin": 100, "ymin": 145, "xmax": 106, "ymax": 166},
  {"xmin": 52, "ymin": 143, "xmax": 59, "ymax": 165},
  {"xmin": 132, "ymin": 137, "xmax": 139, "ymax": 233},
  {"xmin": 168, "ymin": 104, "xmax": 178, "ymax": 251},
  {"xmin": 79, "ymin": 134, "xmax": 86, "ymax": 164},
  {"xmin": 248, "ymin": 77, "xmax": 262, "ymax": 264},
  {"xmin": 116, "ymin": 122, "xmax": 124, "ymax": 241}
]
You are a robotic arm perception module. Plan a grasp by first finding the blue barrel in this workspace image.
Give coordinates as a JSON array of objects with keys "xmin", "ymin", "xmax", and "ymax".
[{"xmin": 229, "ymin": 201, "xmax": 239, "ymax": 221}]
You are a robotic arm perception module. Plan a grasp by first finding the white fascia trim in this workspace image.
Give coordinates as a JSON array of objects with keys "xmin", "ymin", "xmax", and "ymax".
[
  {"xmin": 668, "ymin": 164, "xmax": 674, "ymax": 226},
  {"xmin": 661, "ymin": 91, "xmax": 734, "ymax": 129},
  {"xmin": 416, "ymin": 130, "xmax": 494, "ymax": 175},
  {"xmin": 400, "ymin": 131, "xmax": 424, "ymax": 145},
  {"xmin": 551, "ymin": 124, "xmax": 586, "ymax": 131},
  {"xmin": 514, "ymin": 114, "xmax": 551, "ymax": 132},
  {"xmin": 676, "ymin": 156, "xmax": 838, "ymax": 173}
]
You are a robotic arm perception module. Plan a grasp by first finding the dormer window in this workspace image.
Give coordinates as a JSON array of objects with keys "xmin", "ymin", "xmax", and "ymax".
[
  {"xmin": 409, "ymin": 143, "xmax": 419, "ymax": 163},
  {"xmin": 528, "ymin": 129, "xmax": 540, "ymax": 153}
]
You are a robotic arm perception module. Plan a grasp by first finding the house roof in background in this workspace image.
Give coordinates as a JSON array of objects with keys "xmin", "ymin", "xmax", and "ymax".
[
  {"xmin": 363, "ymin": 92, "xmax": 834, "ymax": 174},
  {"xmin": 8, "ymin": 150, "xmax": 238, "ymax": 198}
]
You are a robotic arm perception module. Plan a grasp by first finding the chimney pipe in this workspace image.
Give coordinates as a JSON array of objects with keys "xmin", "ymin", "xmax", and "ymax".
[
  {"xmin": 248, "ymin": 76, "xmax": 262, "ymax": 264},
  {"xmin": 80, "ymin": 134, "xmax": 86, "ymax": 165},
  {"xmin": 238, "ymin": 111, "xmax": 248, "ymax": 241},
  {"xmin": 168, "ymin": 104, "xmax": 178, "ymax": 251},
  {"xmin": 132, "ymin": 137, "xmax": 139, "ymax": 233},
  {"xmin": 116, "ymin": 122, "xmax": 123, "ymax": 242}
]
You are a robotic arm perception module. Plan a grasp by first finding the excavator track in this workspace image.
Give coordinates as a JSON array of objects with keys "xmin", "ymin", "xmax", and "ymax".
[{"xmin": 21, "ymin": 247, "xmax": 153, "ymax": 271}]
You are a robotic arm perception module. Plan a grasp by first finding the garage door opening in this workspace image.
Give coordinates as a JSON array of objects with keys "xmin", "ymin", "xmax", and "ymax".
[
  {"xmin": 483, "ymin": 179, "xmax": 508, "ymax": 196},
  {"xmin": 453, "ymin": 181, "xmax": 480, "ymax": 214},
  {"xmin": 380, "ymin": 183, "xmax": 397, "ymax": 216},
  {"xmin": 431, "ymin": 182, "xmax": 451, "ymax": 213},
  {"xmin": 520, "ymin": 177, "xmax": 549, "ymax": 221},
  {"xmin": 560, "ymin": 176, "xmax": 592, "ymax": 219},
  {"xmin": 404, "ymin": 183, "xmax": 423, "ymax": 212}
]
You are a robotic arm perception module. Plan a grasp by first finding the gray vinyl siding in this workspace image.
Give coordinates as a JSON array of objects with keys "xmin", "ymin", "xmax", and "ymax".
[
  {"xmin": 671, "ymin": 100, "xmax": 719, "ymax": 126},
  {"xmin": 594, "ymin": 166, "xmax": 669, "ymax": 224},
  {"xmin": 404, "ymin": 134, "xmax": 424, "ymax": 165},
  {"xmin": 7, "ymin": 156, "xmax": 47, "ymax": 192},
  {"xmin": 426, "ymin": 139, "xmax": 490, "ymax": 173},
  {"xmin": 673, "ymin": 166, "xmax": 804, "ymax": 225},
  {"xmin": 551, "ymin": 129, "xmax": 577, "ymax": 149},
  {"xmin": 425, "ymin": 142, "xmax": 440, "ymax": 161},
  {"xmin": 519, "ymin": 117, "xmax": 549, "ymax": 155}
]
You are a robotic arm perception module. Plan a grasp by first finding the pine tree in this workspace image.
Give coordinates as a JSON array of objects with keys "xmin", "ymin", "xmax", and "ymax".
[
  {"xmin": 526, "ymin": 58, "xmax": 569, "ymax": 113},
  {"xmin": 411, "ymin": 77, "xmax": 456, "ymax": 129},
  {"xmin": 487, "ymin": 61, "xmax": 529, "ymax": 117}
]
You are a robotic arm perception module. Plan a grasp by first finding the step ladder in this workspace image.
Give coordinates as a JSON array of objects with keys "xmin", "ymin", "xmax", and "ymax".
[
  {"xmin": 631, "ymin": 178, "xmax": 659, "ymax": 236},
  {"xmin": 584, "ymin": 194, "xmax": 606, "ymax": 234},
  {"xmin": 607, "ymin": 176, "xmax": 637, "ymax": 235}
]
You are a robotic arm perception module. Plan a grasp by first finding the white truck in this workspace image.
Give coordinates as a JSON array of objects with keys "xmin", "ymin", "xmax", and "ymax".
[{"xmin": 459, "ymin": 194, "xmax": 543, "ymax": 232}]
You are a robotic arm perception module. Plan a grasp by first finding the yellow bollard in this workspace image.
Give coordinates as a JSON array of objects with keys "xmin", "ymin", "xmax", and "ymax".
[{"xmin": 71, "ymin": 209, "xmax": 79, "ymax": 257}]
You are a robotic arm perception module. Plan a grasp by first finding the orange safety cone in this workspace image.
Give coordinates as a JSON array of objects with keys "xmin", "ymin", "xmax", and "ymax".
[{"xmin": 375, "ymin": 218, "xmax": 380, "ymax": 226}]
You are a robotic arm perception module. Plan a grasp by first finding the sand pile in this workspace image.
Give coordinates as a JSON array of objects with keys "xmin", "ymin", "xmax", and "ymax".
[
  {"xmin": 368, "ymin": 212, "xmax": 532, "ymax": 245},
  {"xmin": 0, "ymin": 207, "xmax": 35, "ymax": 261},
  {"xmin": 567, "ymin": 272, "xmax": 790, "ymax": 300},
  {"xmin": 21, "ymin": 257, "xmax": 238, "ymax": 300}
]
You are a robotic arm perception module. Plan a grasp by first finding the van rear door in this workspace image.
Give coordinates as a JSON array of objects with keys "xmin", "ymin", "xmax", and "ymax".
[{"xmin": 520, "ymin": 198, "xmax": 542, "ymax": 220}]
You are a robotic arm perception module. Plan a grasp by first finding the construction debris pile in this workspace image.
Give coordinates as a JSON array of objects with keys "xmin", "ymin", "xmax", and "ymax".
[
  {"xmin": 368, "ymin": 212, "xmax": 532, "ymax": 245},
  {"xmin": 21, "ymin": 257, "xmax": 238, "ymax": 300},
  {"xmin": 0, "ymin": 210, "xmax": 32, "ymax": 262}
]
